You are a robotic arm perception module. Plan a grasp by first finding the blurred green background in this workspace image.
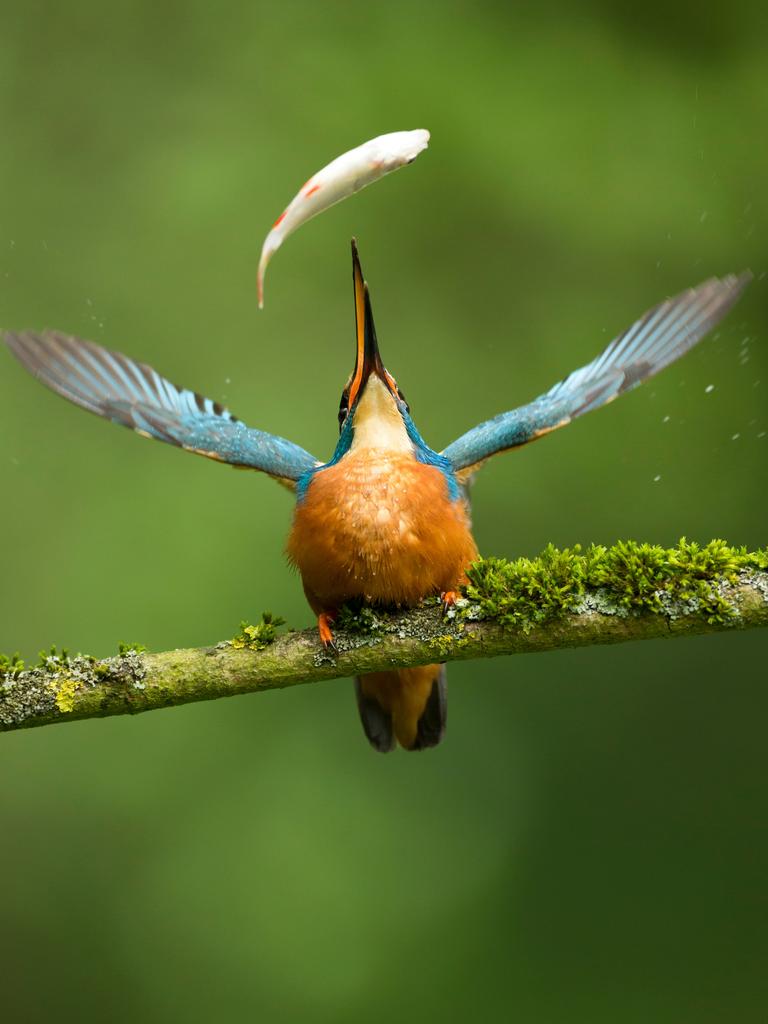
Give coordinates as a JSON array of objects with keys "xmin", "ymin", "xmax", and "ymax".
[{"xmin": 1, "ymin": 2, "xmax": 767, "ymax": 1021}]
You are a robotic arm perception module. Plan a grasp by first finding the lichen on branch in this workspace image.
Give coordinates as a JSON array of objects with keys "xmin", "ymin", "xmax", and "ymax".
[{"xmin": 2, "ymin": 539, "xmax": 767, "ymax": 735}]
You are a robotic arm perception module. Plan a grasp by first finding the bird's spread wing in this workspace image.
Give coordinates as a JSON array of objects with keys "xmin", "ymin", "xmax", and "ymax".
[
  {"xmin": 4, "ymin": 330, "xmax": 319, "ymax": 484},
  {"xmin": 442, "ymin": 273, "xmax": 751, "ymax": 476}
]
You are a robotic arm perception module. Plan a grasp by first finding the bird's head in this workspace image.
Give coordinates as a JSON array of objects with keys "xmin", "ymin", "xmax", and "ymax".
[{"xmin": 336, "ymin": 240, "xmax": 413, "ymax": 454}]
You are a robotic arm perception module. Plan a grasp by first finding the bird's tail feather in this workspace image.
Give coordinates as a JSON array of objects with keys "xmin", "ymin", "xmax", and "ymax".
[{"xmin": 355, "ymin": 665, "xmax": 447, "ymax": 752}]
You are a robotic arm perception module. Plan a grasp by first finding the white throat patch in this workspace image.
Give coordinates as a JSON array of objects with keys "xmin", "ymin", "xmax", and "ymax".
[{"xmin": 349, "ymin": 375, "xmax": 412, "ymax": 453}]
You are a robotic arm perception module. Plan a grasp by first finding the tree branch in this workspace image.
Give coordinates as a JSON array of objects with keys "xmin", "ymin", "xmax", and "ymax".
[{"xmin": 2, "ymin": 559, "xmax": 767, "ymax": 735}]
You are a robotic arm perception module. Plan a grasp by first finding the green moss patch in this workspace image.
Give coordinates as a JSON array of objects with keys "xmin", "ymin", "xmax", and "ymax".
[
  {"xmin": 336, "ymin": 603, "xmax": 384, "ymax": 635},
  {"xmin": 0, "ymin": 652, "xmax": 25, "ymax": 677},
  {"xmin": 465, "ymin": 538, "xmax": 768, "ymax": 633},
  {"xmin": 231, "ymin": 612, "xmax": 285, "ymax": 651}
]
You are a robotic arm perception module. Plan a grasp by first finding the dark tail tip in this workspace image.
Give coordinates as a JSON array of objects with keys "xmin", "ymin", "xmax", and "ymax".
[
  {"xmin": 354, "ymin": 677, "xmax": 395, "ymax": 753},
  {"xmin": 410, "ymin": 665, "xmax": 447, "ymax": 751}
]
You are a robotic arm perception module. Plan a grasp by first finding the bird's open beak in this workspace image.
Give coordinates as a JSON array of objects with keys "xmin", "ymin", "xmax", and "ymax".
[{"xmin": 347, "ymin": 239, "xmax": 395, "ymax": 409}]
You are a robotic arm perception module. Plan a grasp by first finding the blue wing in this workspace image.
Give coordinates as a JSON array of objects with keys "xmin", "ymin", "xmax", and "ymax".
[
  {"xmin": 442, "ymin": 273, "xmax": 751, "ymax": 474},
  {"xmin": 4, "ymin": 330, "xmax": 319, "ymax": 483}
]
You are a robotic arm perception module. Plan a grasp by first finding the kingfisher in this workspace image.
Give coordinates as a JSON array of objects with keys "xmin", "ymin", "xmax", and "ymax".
[{"xmin": 4, "ymin": 244, "xmax": 750, "ymax": 751}]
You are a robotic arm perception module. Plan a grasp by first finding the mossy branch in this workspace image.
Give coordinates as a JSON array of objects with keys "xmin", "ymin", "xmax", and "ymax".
[{"xmin": 2, "ymin": 539, "xmax": 767, "ymax": 734}]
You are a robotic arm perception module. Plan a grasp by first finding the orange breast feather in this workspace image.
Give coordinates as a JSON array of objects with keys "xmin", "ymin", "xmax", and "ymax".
[{"xmin": 286, "ymin": 450, "xmax": 477, "ymax": 612}]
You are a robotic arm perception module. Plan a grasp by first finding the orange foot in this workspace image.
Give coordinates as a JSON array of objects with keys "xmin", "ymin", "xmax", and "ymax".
[
  {"xmin": 441, "ymin": 590, "xmax": 459, "ymax": 615},
  {"xmin": 317, "ymin": 612, "xmax": 337, "ymax": 650}
]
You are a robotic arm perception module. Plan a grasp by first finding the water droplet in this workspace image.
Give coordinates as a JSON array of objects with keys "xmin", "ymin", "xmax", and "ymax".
[
  {"xmin": 705, "ymin": 384, "xmax": 715, "ymax": 394},
  {"xmin": 731, "ymin": 433, "xmax": 741, "ymax": 441},
  {"xmin": 662, "ymin": 415, "xmax": 671, "ymax": 423},
  {"xmin": 699, "ymin": 211, "xmax": 708, "ymax": 222},
  {"xmin": 653, "ymin": 475, "xmax": 661, "ymax": 482}
]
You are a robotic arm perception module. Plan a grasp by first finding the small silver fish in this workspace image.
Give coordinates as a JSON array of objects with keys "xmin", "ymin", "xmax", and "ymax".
[{"xmin": 257, "ymin": 129, "xmax": 430, "ymax": 308}]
